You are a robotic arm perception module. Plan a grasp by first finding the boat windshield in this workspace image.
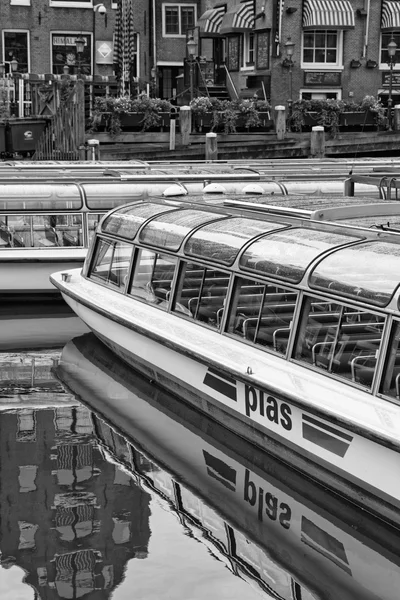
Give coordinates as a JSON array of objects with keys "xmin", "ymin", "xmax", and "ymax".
[
  {"xmin": 83, "ymin": 183, "xmax": 147, "ymax": 210},
  {"xmin": 184, "ymin": 217, "xmax": 289, "ymax": 266},
  {"xmin": 139, "ymin": 209, "xmax": 226, "ymax": 251},
  {"xmin": 0, "ymin": 184, "xmax": 82, "ymax": 211},
  {"xmin": 101, "ymin": 203, "xmax": 174, "ymax": 240},
  {"xmin": 309, "ymin": 240, "xmax": 400, "ymax": 307},
  {"xmin": 240, "ymin": 228, "xmax": 362, "ymax": 284}
]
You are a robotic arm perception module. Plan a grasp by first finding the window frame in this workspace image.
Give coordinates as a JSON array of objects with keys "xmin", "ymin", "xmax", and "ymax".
[
  {"xmin": 162, "ymin": 3, "xmax": 197, "ymax": 38},
  {"xmin": 380, "ymin": 31, "xmax": 400, "ymax": 70},
  {"xmin": 2, "ymin": 29, "xmax": 30, "ymax": 74},
  {"xmin": 241, "ymin": 31, "xmax": 255, "ymax": 71},
  {"xmin": 49, "ymin": 0, "xmax": 93, "ymax": 7},
  {"xmin": 301, "ymin": 29, "xmax": 344, "ymax": 71},
  {"xmin": 50, "ymin": 31, "xmax": 92, "ymax": 76}
]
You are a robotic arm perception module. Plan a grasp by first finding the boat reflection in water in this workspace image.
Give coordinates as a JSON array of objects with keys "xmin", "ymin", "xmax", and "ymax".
[
  {"xmin": 0, "ymin": 299, "xmax": 89, "ymax": 351},
  {"xmin": 55, "ymin": 333, "xmax": 400, "ymax": 600}
]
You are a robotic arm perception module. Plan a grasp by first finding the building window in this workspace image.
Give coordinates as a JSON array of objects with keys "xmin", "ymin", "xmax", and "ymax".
[
  {"xmin": 163, "ymin": 4, "xmax": 196, "ymax": 37},
  {"xmin": 49, "ymin": 0, "xmax": 92, "ymax": 6},
  {"xmin": 300, "ymin": 90, "xmax": 342, "ymax": 100},
  {"xmin": 302, "ymin": 30, "xmax": 342, "ymax": 68},
  {"xmin": 51, "ymin": 33, "xmax": 91, "ymax": 75},
  {"xmin": 380, "ymin": 31, "xmax": 400, "ymax": 68},
  {"xmin": 3, "ymin": 31, "xmax": 29, "ymax": 73},
  {"xmin": 242, "ymin": 32, "xmax": 255, "ymax": 68}
]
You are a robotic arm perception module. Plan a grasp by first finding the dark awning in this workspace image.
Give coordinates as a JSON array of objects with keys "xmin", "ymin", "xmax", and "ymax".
[
  {"xmin": 303, "ymin": 0, "xmax": 355, "ymax": 29},
  {"xmin": 381, "ymin": 1, "xmax": 400, "ymax": 30},
  {"xmin": 198, "ymin": 5, "xmax": 226, "ymax": 38},
  {"xmin": 220, "ymin": 0, "xmax": 254, "ymax": 35}
]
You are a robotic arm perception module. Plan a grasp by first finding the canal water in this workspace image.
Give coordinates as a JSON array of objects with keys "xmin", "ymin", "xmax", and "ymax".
[{"xmin": 1, "ymin": 301, "xmax": 399, "ymax": 600}]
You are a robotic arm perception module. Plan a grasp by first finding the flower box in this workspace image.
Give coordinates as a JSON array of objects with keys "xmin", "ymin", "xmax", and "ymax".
[
  {"xmin": 339, "ymin": 110, "xmax": 377, "ymax": 128},
  {"xmin": 119, "ymin": 113, "xmax": 143, "ymax": 130}
]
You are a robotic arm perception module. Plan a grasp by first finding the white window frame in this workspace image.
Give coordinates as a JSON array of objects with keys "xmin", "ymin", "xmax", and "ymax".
[
  {"xmin": 300, "ymin": 88, "xmax": 343, "ymax": 100},
  {"xmin": 50, "ymin": 31, "xmax": 92, "ymax": 74},
  {"xmin": 301, "ymin": 30, "xmax": 344, "ymax": 71},
  {"xmin": 112, "ymin": 1, "xmax": 118, "ymax": 8},
  {"xmin": 10, "ymin": 0, "xmax": 31, "ymax": 5},
  {"xmin": 241, "ymin": 31, "xmax": 255, "ymax": 71},
  {"xmin": 162, "ymin": 3, "xmax": 197, "ymax": 38},
  {"xmin": 49, "ymin": 0, "xmax": 93, "ymax": 7},
  {"xmin": 2, "ymin": 29, "xmax": 30, "ymax": 72},
  {"xmin": 379, "ymin": 31, "xmax": 400, "ymax": 70}
]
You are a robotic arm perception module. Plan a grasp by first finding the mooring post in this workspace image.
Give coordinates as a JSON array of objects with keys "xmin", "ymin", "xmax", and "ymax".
[
  {"xmin": 179, "ymin": 106, "xmax": 191, "ymax": 146},
  {"xmin": 344, "ymin": 177, "xmax": 355, "ymax": 196},
  {"xmin": 205, "ymin": 132, "xmax": 218, "ymax": 160},
  {"xmin": 87, "ymin": 138, "xmax": 100, "ymax": 161},
  {"xmin": 169, "ymin": 108, "xmax": 178, "ymax": 150},
  {"xmin": 310, "ymin": 125, "xmax": 325, "ymax": 158},
  {"xmin": 275, "ymin": 105, "xmax": 286, "ymax": 140},
  {"xmin": 394, "ymin": 105, "xmax": 400, "ymax": 131}
]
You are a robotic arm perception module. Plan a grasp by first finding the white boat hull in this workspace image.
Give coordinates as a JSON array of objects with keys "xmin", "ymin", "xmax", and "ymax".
[
  {"xmin": 0, "ymin": 250, "xmax": 85, "ymax": 294},
  {"xmin": 52, "ymin": 270, "xmax": 400, "ymax": 525}
]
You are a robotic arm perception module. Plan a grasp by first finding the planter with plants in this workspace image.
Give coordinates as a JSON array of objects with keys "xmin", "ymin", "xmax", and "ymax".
[
  {"xmin": 88, "ymin": 95, "xmax": 174, "ymax": 136},
  {"xmin": 189, "ymin": 97, "xmax": 272, "ymax": 134},
  {"xmin": 289, "ymin": 96, "xmax": 386, "ymax": 135}
]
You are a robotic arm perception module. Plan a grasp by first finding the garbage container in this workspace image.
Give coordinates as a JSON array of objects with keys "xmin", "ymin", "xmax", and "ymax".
[{"xmin": 6, "ymin": 118, "xmax": 47, "ymax": 155}]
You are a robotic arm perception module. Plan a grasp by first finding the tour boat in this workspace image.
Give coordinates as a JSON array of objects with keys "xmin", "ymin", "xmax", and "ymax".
[
  {"xmin": 50, "ymin": 197, "xmax": 400, "ymax": 526},
  {"xmin": 55, "ymin": 332, "xmax": 400, "ymax": 600}
]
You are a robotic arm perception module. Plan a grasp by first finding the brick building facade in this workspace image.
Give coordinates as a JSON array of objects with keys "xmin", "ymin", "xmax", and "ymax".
[
  {"xmin": 196, "ymin": 0, "xmax": 400, "ymax": 108},
  {"xmin": 1, "ymin": 1, "xmax": 400, "ymax": 107}
]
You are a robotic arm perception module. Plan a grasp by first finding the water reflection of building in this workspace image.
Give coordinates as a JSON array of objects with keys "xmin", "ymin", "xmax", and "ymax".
[
  {"xmin": 0, "ymin": 405, "xmax": 151, "ymax": 599},
  {"xmin": 55, "ymin": 334, "xmax": 400, "ymax": 600}
]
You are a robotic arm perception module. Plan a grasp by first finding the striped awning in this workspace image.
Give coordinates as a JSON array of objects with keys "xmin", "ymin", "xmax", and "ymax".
[
  {"xmin": 382, "ymin": 1, "xmax": 400, "ymax": 30},
  {"xmin": 220, "ymin": 0, "xmax": 254, "ymax": 35},
  {"xmin": 303, "ymin": 0, "xmax": 355, "ymax": 29},
  {"xmin": 198, "ymin": 6, "xmax": 226, "ymax": 38}
]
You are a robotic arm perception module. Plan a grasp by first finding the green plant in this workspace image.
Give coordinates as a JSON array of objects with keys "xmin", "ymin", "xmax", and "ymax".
[
  {"xmin": 190, "ymin": 96, "xmax": 213, "ymax": 117},
  {"xmin": 87, "ymin": 94, "xmax": 174, "ymax": 136}
]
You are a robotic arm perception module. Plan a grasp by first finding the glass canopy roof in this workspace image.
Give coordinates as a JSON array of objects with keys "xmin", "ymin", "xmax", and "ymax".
[
  {"xmin": 139, "ymin": 209, "xmax": 226, "ymax": 251},
  {"xmin": 83, "ymin": 183, "xmax": 148, "ymax": 210},
  {"xmin": 310, "ymin": 241, "xmax": 400, "ymax": 307},
  {"xmin": 0, "ymin": 184, "xmax": 82, "ymax": 211},
  {"xmin": 101, "ymin": 203, "xmax": 174, "ymax": 239},
  {"xmin": 184, "ymin": 217, "xmax": 289, "ymax": 266},
  {"xmin": 240, "ymin": 228, "xmax": 362, "ymax": 284}
]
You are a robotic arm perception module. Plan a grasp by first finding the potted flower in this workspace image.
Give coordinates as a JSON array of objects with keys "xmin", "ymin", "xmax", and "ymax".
[
  {"xmin": 190, "ymin": 96, "xmax": 213, "ymax": 131},
  {"xmin": 87, "ymin": 95, "xmax": 174, "ymax": 136}
]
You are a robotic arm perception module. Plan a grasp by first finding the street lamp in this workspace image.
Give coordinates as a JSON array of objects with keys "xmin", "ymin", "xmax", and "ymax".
[
  {"xmin": 75, "ymin": 35, "xmax": 85, "ymax": 77},
  {"xmin": 93, "ymin": 4, "xmax": 107, "ymax": 77},
  {"xmin": 387, "ymin": 36, "xmax": 397, "ymax": 131},
  {"xmin": 187, "ymin": 34, "xmax": 197, "ymax": 101},
  {"xmin": 283, "ymin": 38, "xmax": 295, "ymax": 123}
]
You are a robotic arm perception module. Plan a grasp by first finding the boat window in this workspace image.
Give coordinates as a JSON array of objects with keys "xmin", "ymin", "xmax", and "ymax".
[
  {"xmin": 226, "ymin": 276, "xmax": 299, "ymax": 355},
  {"xmin": 240, "ymin": 229, "xmax": 361, "ymax": 284},
  {"xmin": 0, "ymin": 184, "xmax": 82, "ymax": 211},
  {"xmin": 172, "ymin": 262, "xmax": 230, "ymax": 329},
  {"xmin": 101, "ymin": 203, "xmax": 174, "ymax": 240},
  {"xmin": 184, "ymin": 217, "xmax": 288, "ymax": 266},
  {"xmin": 89, "ymin": 239, "xmax": 133, "ymax": 290},
  {"xmin": 0, "ymin": 214, "xmax": 84, "ymax": 248},
  {"xmin": 294, "ymin": 295, "xmax": 385, "ymax": 389},
  {"xmin": 88, "ymin": 213, "xmax": 105, "ymax": 243},
  {"xmin": 310, "ymin": 241, "xmax": 400, "ymax": 307},
  {"xmin": 380, "ymin": 320, "xmax": 400, "ymax": 401},
  {"xmin": 128, "ymin": 248, "xmax": 178, "ymax": 310},
  {"xmin": 139, "ymin": 209, "xmax": 226, "ymax": 251},
  {"xmin": 83, "ymin": 183, "xmax": 145, "ymax": 210}
]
